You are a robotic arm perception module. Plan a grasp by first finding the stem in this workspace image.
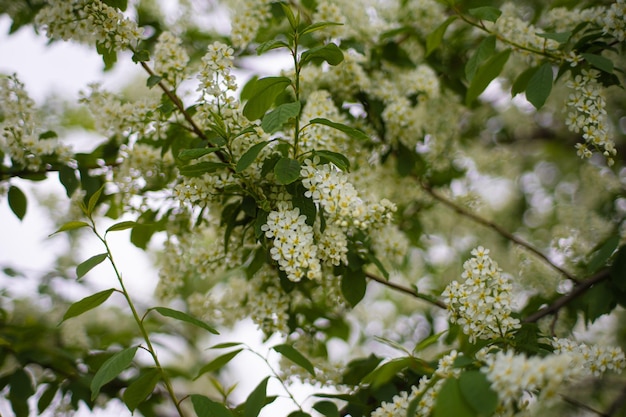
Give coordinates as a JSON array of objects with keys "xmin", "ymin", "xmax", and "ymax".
[
  {"xmin": 93, "ymin": 223, "xmax": 186, "ymax": 417},
  {"xmin": 291, "ymin": 34, "xmax": 301, "ymax": 159},
  {"xmin": 365, "ymin": 271, "xmax": 447, "ymax": 309},
  {"xmin": 420, "ymin": 182, "xmax": 581, "ymax": 284},
  {"xmin": 562, "ymin": 395, "xmax": 610, "ymax": 417}
]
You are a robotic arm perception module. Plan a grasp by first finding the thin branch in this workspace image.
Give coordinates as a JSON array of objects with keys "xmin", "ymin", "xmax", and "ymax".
[
  {"xmin": 605, "ymin": 382, "xmax": 626, "ymax": 416},
  {"xmin": 523, "ymin": 269, "xmax": 609, "ymax": 323},
  {"xmin": 562, "ymin": 395, "xmax": 610, "ymax": 417},
  {"xmin": 420, "ymin": 182, "xmax": 581, "ymax": 284},
  {"xmin": 365, "ymin": 271, "xmax": 447, "ymax": 309}
]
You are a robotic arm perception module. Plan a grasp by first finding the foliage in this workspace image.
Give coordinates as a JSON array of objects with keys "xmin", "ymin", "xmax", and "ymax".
[{"xmin": 1, "ymin": 0, "xmax": 626, "ymax": 416}]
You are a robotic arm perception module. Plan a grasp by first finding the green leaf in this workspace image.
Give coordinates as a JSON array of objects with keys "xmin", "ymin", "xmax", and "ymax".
[
  {"xmin": 280, "ymin": 2, "xmax": 298, "ymax": 29},
  {"xmin": 274, "ymin": 158, "xmax": 301, "ymax": 185},
  {"xmin": 8, "ymin": 186, "xmax": 27, "ymax": 220},
  {"xmin": 146, "ymin": 75, "xmax": 162, "ymax": 88},
  {"xmin": 300, "ymin": 21, "xmax": 344, "ymax": 36},
  {"xmin": 179, "ymin": 161, "xmax": 227, "ymax": 177},
  {"xmin": 261, "ymin": 102, "xmax": 301, "ymax": 133},
  {"xmin": 469, "ymin": 6, "xmax": 502, "ymax": 23},
  {"xmin": 273, "ymin": 344, "xmax": 316, "ymax": 377},
  {"xmin": 37, "ymin": 384, "xmax": 57, "ymax": 414},
  {"xmin": 413, "ymin": 331, "xmax": 445, "ymax": 354},
  {"xmin": 433, "ymin": 378, "xmax": 477, "ymax": 417},
  {"xmin": 62, "ymin": 288, "xmax": 115, "ymax": 322},
  {"xmin": 309, "ymin": 117, "xmax": 369, "ymax": 141},
  {"xmin": 177, "ymin": 148, "xmax": 221, "ymax": 162},
  {"xmin": 243, "ymin": 77, "xmax": 291, "ymax": 120},
  {"xmin": 90, "ymin": 346, "xmax": 138, "ymax": 401},
  {"xmin": 341, "ymin": 269, "xmax": 367, "ymax": 307},
  {"xmin": 581, "ymin": 53, "xmax": 614, "ymax": 74},
  {"xmin": 131, "ymin": 49, "xmax": 150, "ymax": 63},
  {"xmin": 511, "ymin": 66, "xmax": 538, "ymax": 97},
  {"xmin": 86, "ymin": 184, "xmax": 105, "ymax": 216},
  {"xmin": 106, "ymin": 221, "xmax": 139, "ymax": 233},
  {"xmin": 123, "ymin": 368, "xmax": 160, "ymax": 412},
  {"xmin": 363, "ymin": 357, "xmax": 415, "ymax": 388},
  {"xmin": 191, "ymin": 394, "xmax": 234, "ymax": 417},
  {"xmin": 582, "ymin": 280, "xmax": 617, "ymax": 324},
  {"xmin": 290, "ymin": 182, "xmax": 317, "ymax": 226},
  {"xmin": 465, "ymin": 35, "xmax": 496, "ymax": 81},
  {"xmin": 244, "ymin": 377, "xmax": 270, "ymax": 417},
  {"xmin": 313, "ymin": 401, "xmax": 340, "ymax": 417},
  {"xmin": 50, "ymin": 221, "xmax": 91, "ymax": 236},
  {"xmin": 9, "ymin": 369, "xmax": 34, "ymax": 417},
  {"xmin": 589, "ymin": 235, "xmax": 619, "ymax": 274},
  {"xmin": 525, "ymin": 62, "xmax": 553, "ymax": 109},
  {"xmin": 458, "ymin": 371, "xmax": 498, "ymax": 416},
  {"xmin": 426, "ymin": 16, "xmax": 457, "ymax": 56},
  {"xmin": 301, "ymin": 43, "xmax": 344, "ymax": 66},
  {"xmin": 288, "ymin": 412, "xmax": 312, "ymax": 417},
  {"xmin": 257, "ymin": 39, "xmax": 290, "ymax": 55},
  {"xmin": 59, "ymin": 166, "xmax": 79, "ymax": 197},
  {"xmin": 237, "ymin": 142, "xmax": 272, "ymax": 172},
  {"xmin": 76, "ymin": 253, "xmax": 108, "ymax": 279},
  {"xmin": 314, "ymin": 150, "xmax": 350, "ymax": 171},
  {"xmin": 209, "ymin": 342, "xmax": 244, "ymax": 349},
  {"xmin": 610, "ymin": 245, "xmax": 626, "ymax": 292},
  {"xmin": 536, "ymin": 31, "xmax": 572, "ymax": 43},
  {"xmin": 195, "ymin": 349, "xmax": 244, "ymax": 380},
  {"xmin": 152, "ymin": 306, "xmax": 219, "ymax": 334},
  {"xmin": 465, "ymin": 49, "xmax": 511, "ymax": 105}
]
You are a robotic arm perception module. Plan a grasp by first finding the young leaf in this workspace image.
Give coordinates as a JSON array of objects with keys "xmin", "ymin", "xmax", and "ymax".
[
  {"xmin": 261, "ymin": 102, "xmax": 301, "ymax": 133},
  {"xmin": 300, "ymin": 43, "xmax": 344, "ymax": 66},
  {"xmin": 426, "ymin": 16, "xmax": 457, "ymax": 56},
  {"xmin": 465, "ymin": 35, "xmax": 496, "ymax": 81},
  {"xmin": 62, "ymin": 288, "xmax": 115, "ymax": 323},
  {"xmin": 146, "ymin": 75, "xmax": 162, "ymax": 88},
  {"xmin": 8, "ymin": 186, "xmax": 27, "ymax": 220},
  {"xmin": 280, "ymin": 2, "xmax": 298, "ymax": 29},
  {"xmin": 90, "ymin": 346, "xmax": 138, "ymax": 400},
  {"xmin": 243, "ymin": 77, "xmax": 291, "ymax": 121},
  {"xmin": 76, "ymin": 253, "xmax": 108, "ymax": 279},
  {"xmin": 209, "ymin": 342, "xmax": 244, "ymax": 349},
  {"xmin": 341, "ymin": 269, "xmax": 367, "ymax": 307},
  {"xmin": 309, "ymin": 118, "xmax": 369, "ymax": 141},
  {"xmin": 274, "ymin": 158, "xmax": 301, "ymax": 185},
  {"xmin": 106, "ymin": 221, "xmax": 139, "ymax": 233},
  {"xmin": 433, "ymin": 378, "xmax": 477, "ymax": 417},
  {"xmin": 525, "ymin": 62, "xmax": 553, "ymax": 109},
  {"xmin": 86, "ymin": 184, "xmax": 105, "ymax": 217},
  {"xmin": 458, "ymin": 371, "xmax": 498, "ymax": 416},
  {"xmin": 152, "ymin": 306, "xmax": 219, "ymax": 334},
  {"xmin": 413, "ymin": 331, "xmax": 445, "ymax": 354},
  {"xmin": 536, "ymin": 31, "xmax": 572, "ymax": 43},
  {"xmin": 191, "ymin": 394, "xmax": 234, "ymax": 417},
  {"xmin": 195, "ymin": 349, "xmax": 244, "ymax": 380},
  {"xmin": 244, "ymin": 376, "xmax": 270, "ymax": 417},
  {"xmin": 465, "ymin": 49, "xmax": 511, "ymax": 105},
  {"xmin": 468, "ymin": 6, "xmax": 502, "ymax": 22},
  {"xmin": 300, "ymin": 21, "xmax": 344, "ymax": 36},
  {"xmin": 179, "ymin": 161, "xmax": 227, "ymax": 177},
  {"xmin": 131, "ymin": 49, "xmax": 150, "ymax": 62},
  {"xmin": 313, "ymin": 150, "xmax": 350, "ymax": 171},
  {"xmin": 177, "ymin": 147, "xmax": 221, "ymax": 162},
  {"xmin": 313, "ymin": 401, "xmax": 340, "ymax": 417},
  {"xmin": 50, "ymin": 221, "xmax": 91, "ymax": 236},
  {"xmin": 123, "ymin": 368, "xmax": 160, "ymax": 412},
  {"xmin": 581, "ymin": 53, "xmax": 614, "ymax": 74},
  {"xmin": 236, "ymin": 141, "xmax": 272, "ymax": 172},
  {"xmin": 273, "ymin": 344, "xmax": 316, "ymax": 377},
  {"xmin": 257, "ymin": 39, "xmax": 290, "ymax": 55}
]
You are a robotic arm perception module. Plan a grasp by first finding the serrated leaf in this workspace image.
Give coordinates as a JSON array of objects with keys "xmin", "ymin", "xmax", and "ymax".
[
  {"xmin": 177, "ymin": 147, "xmax": 221, "ymax": 161},
  {"xmin": 301, "ymin": 43, "xmax": 344, "ymax": 66},
  {"xmin": 309, "ymin": 117, "xmax": 369, "ymax": 141},
  {"xmin": 62, "ymin": 288, "xmax": 115, "ymax": 322},
  {"xmin": 179, "ymin": 161, "xmax": 227, "ymax": 177},
  {"xmin": 243, "ymin": 77, "xmax": 291, "ymax": 121},
  {"xmin": 469, "ymin": 6, "xmax": 502, "ymax": 22},
  {"xmin": 50, "ymin": 221, "xmax": 91, "ymax": 236},
  {"xmin": 465, "ymin": 35, "xmax": 496, "ymax": 81},
  {"xmin": 195, "ymin": 349, "xmax": 244, "ymax": 380},
  {"xmin": 106, "ymin": 221, "xmax": 139, "ymax": 233},
  {"xmin": 123, "ymin": 369, "xmax": 160, "ymax": 412},
  {"xmin": 90, "ymin": 346, "xmax": 138, "ymax": 400},
  {"xmin": 191, "ymin": 394, "xmax": 234, "ymax": 417},
  {"xmin": 274, "ymin": 158, "xmax": 301, "ymax": 185},
  {"xmin": 581, "ymin": 53, "xmax": 614, "ymax": 74},
  {"xmin": 152, "ymin": 306, "xmax": 219, "ymax": 334},
  {"xmin": 526, "ymin": 62, "xmax": 553, "ymax": 109},
  {"xmin": 261, "ymin": 102, "xmax": 301, "ymax": 133},
  {"xmin": 76, "ymin": 253, "xmax": 108, "ymax": 278},
  {"xmin": 8, "ymin": 186, "xmax": 27, "ymax": 220},
  {"xmin": 300, "ymin": 21, "xmax": 344, "ymax": 36},
  {"xmin": 314, "ymin": 150, "xmax": 350, "ymax": 171},
  {"xmin": 341, "ymin": 269, "xmax": 366, "ymax": 307},
  {"xmin": 426, "ymin": 16, "xmax": 457, "ymax": 56},
  {"xmin": 244, "ymin": 377, "xmax": 270, "ymax": 417},
  {"xmin": 465, "ymin": 49, "xmax": 511, "ymax": 105},
  {"xmin": 313, "ymin": 401, "xmax": 339, "ymax": 417},
  {"xmin": 459, "ymin": 371, "xmax": 498, "ymax": 415},
  {"xmin": 433, "ymin": 378, "xmax": 477, "ymax": 417},
  {"xmin": 237, "ymin": 142, "xmax": 272, "ymax": 172},
  {"xmin": 273, "ymin": 344, "xmax": 316, "ymax": 377}
]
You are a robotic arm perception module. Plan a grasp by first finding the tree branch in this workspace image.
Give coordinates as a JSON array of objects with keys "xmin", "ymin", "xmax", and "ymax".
[
  {"xmin": 605, "ymin": 382, "xmax": 626, "ymax": 417},
  {"xmin": 365, "ymin": 271, "xmax": 447, "ymax": 309},
  {"xmin": 420, "ymin": 182, "xmax": 581, "ymax": 284}
]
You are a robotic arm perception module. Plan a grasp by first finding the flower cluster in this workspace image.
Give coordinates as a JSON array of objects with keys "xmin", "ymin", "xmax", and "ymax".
[
  {"xmin": 565, "ymin": 70, "xmax": 615, "ymax": 165},
  {"xmin": 153, "ymin": 32, "xmax": 190, "ymax": 87},
  {"xmin": 551, "ymin": 337, "xmax": 625, "ymax": 377},
  {"xmin": 229, "ymin": 0, "xmax": 272, "ymax": 49},
  {"xmin": 600, "ymin": 0, "xmax": 626, "ymax": 42},
  {"xmin": 36, "ymin": 0, "xmax": 143, "ymax": 50},
  {"xmin": 312, "ymin": 1, "xmax": 346, "ymax": 39},
  {"xmin": 299, "ymin": 90, "xmax": 349, "ymax": 153},
  {"xmin": 261, "ymin": 203, "xmax": 322, "ymax": 282},
  {"xmin": 442, "ymin": 247, "xmax": 521, "ymax": 342}
]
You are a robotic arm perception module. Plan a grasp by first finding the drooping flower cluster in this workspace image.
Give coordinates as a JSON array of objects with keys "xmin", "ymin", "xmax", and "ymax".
[
  {"xmin": 153, "ymin": 31, "xmax": 190, "ymax": 87},
  {"xmin": 564, "ymin": 70, "xmax": 615, "ymax": 165},
  {"xmin": 229, "ymin": 0, "xmax": 272, "ymax": 49},
  {"xmin": 261, "ymin": 203, "xmax": 322, "ymax": 282},
  {"xmin": 551, "ymin": 337, "xmax": 626, "ymax": 377},
  {"xmin": 442, "ymin": 247, "xmax": 521, "ymax": 342},
  {"xmin": 35, "ymin": 0, "xmax": 143, "ymax": 50},
  {"xmin": 600, "ymin": 0, "xmax": 626, "ymax": 42}
]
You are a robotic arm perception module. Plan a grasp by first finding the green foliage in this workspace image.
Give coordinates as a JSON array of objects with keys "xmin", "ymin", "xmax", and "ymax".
[
  {"xmin": 273, "ymin": 344, "xmax": 316, "ymax": 377},
  {"xmin": 195, "ymin": 349, "xmax": 244, "ymax": 380},
  {"xmin": 62, "ymin": 288, "xmax": 116, "ymax": 322},
  {"xmin": 8, "ymin": 185, "xmax": 27, "ymax": 220},
  {"xmin": 243, "ymin": 77, "xmax": 292, "ymax": 120},
  {"xmin": 90, "ymin": 346, "xmax": 138, "ymax": 400},
  {"xmin": 465, "ymin": 49, "xmax": 511, "ymax": 105},
  {"xmin": 151, "ymin": 306, "xmax": 219, "ymax": 334},
  {"xmin": 192, "ymin": 394, "xmax": 235, "ymax": 417},
  {"xmin": 525, "ymin": 63, "xmax": 554, "ymax": 109},
  {"xmin": 76, "ymin": 253, "xmax": 108, "ymax": 278},
  {"xmin": 123, "ymin": 368, "xmax": 161, "ymax": 412}
]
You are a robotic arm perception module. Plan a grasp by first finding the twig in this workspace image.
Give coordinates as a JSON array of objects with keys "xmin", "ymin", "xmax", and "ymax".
[
  {"xmin": 562, "ymin": 395, "xmax": 610, "ymax": 417},
  {"xmin": 420, "ymin": 182, "xmax": 580, "ymax": 284},
  {"xmin": 523, "ymin": 269, "xmax": 609, "ymax": 323},
  {"xmin": 605, "ymin": 382, "xmax": 626, "ymax": 416},
  {"xmin": 365, "ymin": 271, "xmax": 447, "ymax": 309}
]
